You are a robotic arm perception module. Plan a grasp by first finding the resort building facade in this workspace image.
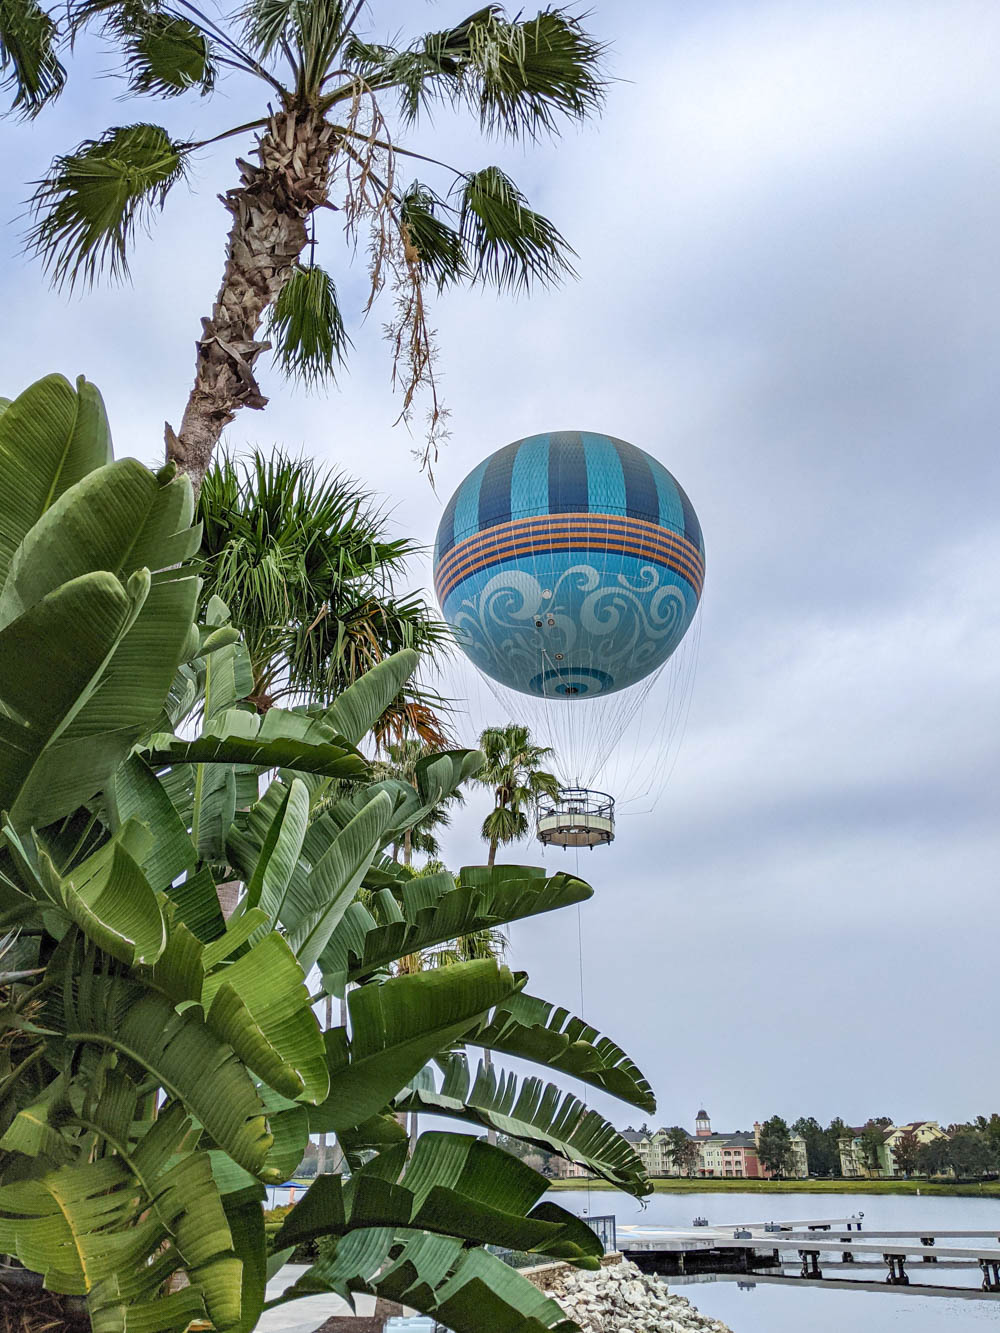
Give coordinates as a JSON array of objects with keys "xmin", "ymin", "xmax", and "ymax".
[
  {"xmin": 839, "ymin": 1121, "xmax": 948, "ymax": 1178},
  {"xmin": 623, "ymin": 1111, "xmax": 809, "ymax": 1179}
]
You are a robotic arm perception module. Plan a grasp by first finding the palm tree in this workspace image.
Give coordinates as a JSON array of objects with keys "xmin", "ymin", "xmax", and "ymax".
[
  {"xmin": 11, "ymin": 3, "xmax": 605, "ymax": 489},
  {"xmin": 197, "ymin": 450, "xmax": 450, "ymax": 745},
  {"xmin": 372, "ymin": 738, "xmax": 464, "ymax": 864},
  {"xmin": 477, "ymin": 723, "xmax": 560, "ymax": 866}
]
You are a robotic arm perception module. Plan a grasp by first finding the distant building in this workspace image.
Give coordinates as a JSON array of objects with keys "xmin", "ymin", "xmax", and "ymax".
[
  {"xmin": 623, "ymin": 1111, "xmax": 808, "ymax": 1179},
  {"xmin": 549, "ymin": 1156, "xmax": 593, "ymax": 1180},
  {"xmin": 839, "ymin": 1121, "xmax": 948, "ymax": 1178}
]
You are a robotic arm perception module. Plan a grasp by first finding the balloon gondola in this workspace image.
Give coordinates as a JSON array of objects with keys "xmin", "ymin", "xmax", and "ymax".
[{"xmin": 433, "ymin": 430, "xmax": 705, "ymax": 846}]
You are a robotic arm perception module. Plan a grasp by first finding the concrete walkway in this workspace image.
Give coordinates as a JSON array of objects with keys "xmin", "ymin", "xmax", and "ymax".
[{"xmin": 256, "ymin": 1264, "xmax": 379, "ymax": 1333}]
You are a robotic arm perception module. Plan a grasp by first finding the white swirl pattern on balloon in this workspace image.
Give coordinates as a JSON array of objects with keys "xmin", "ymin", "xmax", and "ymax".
[{"xmin": 447, "ymin": 557, "xmax": 696, "ymax": 697}]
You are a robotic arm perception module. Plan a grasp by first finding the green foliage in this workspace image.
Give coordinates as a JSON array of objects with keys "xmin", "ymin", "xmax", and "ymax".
[
  {"xmin": 0, "ymin": 372, "xmax": 653, "ymax": 1331},
  {"xmin": 0, "ymin": 0, "xmax": 66, "ymax": 116},
  {"xmin": 27, "ymin": 123, "xmax": 188, "ymax": 286},
  {"xmin": 756, "ymin": 1115, "xmax": 793, "ymax": 1178},
  {"xmin": 268, "ymin": 263, "xmax": 351, "ymax": 386},
  {"xmin": 196, "ymin": 451, "xmax": 446, "ymax": 732},
  {"xmin": 477, "ymin": 722, "xmax": 561, "ymax": 862},
  {"xmin": 459, "ymin": 166, "xmax": 574, "ymax": 292}
]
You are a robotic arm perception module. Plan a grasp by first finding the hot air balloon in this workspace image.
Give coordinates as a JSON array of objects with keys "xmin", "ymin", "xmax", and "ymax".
[{"xmin": 433, "ymin": 430, "xmax": 705, "ymax": 848}]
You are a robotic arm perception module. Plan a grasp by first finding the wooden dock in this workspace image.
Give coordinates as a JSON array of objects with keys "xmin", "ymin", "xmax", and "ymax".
[{"xmin": 617, "ymin": 1216, "xmax": 1000, "ymax": 1291}]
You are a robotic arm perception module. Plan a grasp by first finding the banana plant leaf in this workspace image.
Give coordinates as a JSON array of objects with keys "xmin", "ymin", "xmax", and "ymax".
[
  {"xmin": 151, "ymin": 905, "xmax": 328, "ymax": 1103},
  {"xmin": 147, "ymin": 730, "xmax": 366, "ymax": 780},
  {"xmin": 0, "ymin": 457, "xmax": 198, "ymax": 627},
  {"xmin": 318, "ymin": 648, "xmax": 418, "ymax": 745},
  {"xmin": 3, "ymin": 819, "xmax": 166, "ymax": 967},
  {"xmin": 111, "ymin": 754, "xmax": 197, "ymax": 891},
  {"xmin": 395, "ymin": 1054, "xmax": 651, "ymax": 1197},
  {"xmin": 318, "ymin": 866, "xmax": 592, "ymax": 996},
  {"xmin": 275, "ymin": 1131, "xmax": 601, "ymax": 1265},
  {"xmin": 270, "ymin": 1228, "xmax": 576, "ymax": 1333},
  {"xmin": 464, "ymin": 991, "xmax": 655, "ymax": 1113},
  {"xmin": 310, "ymin": 960, "xmax": 518, "ymax": 1132},
  {"xmin": 47, "ymin": 959, "xmax": 274, "ymax": 1177},
  {"xmin": 0, "ymin": 450, "xmax": 201, "ymax": 826},
  {"xmin": 0, "ymin": 373, "xmax": 111, "ymax": 588},
  {"xmin": 0, "ymin": 1100, "xmax": 242, "ymax": 1331},
  {"xmin": 0, "ymin": 569, "xmax": 144, "ymax": 826}
]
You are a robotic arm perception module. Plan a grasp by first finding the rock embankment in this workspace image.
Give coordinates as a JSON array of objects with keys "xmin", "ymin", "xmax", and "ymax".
[{"xmin": 542, "ymin": 1259, "xmax": 733, "ymax": 1333}]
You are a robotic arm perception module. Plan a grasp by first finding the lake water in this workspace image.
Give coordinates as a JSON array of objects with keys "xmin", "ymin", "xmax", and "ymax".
[{"xmin": 547, "ymin": 1189, "xmax": 1000, "ymax": 1332}]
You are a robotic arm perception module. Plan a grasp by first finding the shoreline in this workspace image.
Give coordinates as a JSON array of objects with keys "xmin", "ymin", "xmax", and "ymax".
[{"xmin": 544, "ymin": 1177, "xmax": 1000, "ymax": 1197}]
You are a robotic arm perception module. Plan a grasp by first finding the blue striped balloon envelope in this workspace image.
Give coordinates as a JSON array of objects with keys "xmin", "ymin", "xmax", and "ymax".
[{"xmin": 433, "ymin": 432, "xmax": 705, "ymax": 699}]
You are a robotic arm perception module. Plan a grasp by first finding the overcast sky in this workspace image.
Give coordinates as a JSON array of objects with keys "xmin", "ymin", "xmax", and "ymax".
[{"xmin": 3, "ymin": 0, "xmax": 999, "ymax": 1136}]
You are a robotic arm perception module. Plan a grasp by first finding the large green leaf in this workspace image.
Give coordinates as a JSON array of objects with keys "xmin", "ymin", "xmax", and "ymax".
[
  {"xmin": 311, "ymin": 961, "xmax": 518, "ymax": 1132},
  {"xmin": 466, "ymin": 991, "xmax": 655, "ymax": 1113},
  {"xmin": 111, "ymin": 753, "xmax": 196, "ymax": 892},
  {"xmin": 44, "ymin": 822, "xmax": 166, "ymax": 966},
  {"xmin": 0, "ymin": 457, "xmax": 197, "ymax": 629},
  {"xmin": 147, "ymin": 730, "xmax": 366, "ymax": 780},
  {"xmin": 53, "ymin": 963, "xmax": 273, "ymax": 1178},
  {"xmin": 272, "ymin": 1228, "xmax": 575, "ymax": 1333},
  {"xmin": 275, "ymin": 1132, "xmax": 600, "ymax": 1264},
  {"xmin": 319, "ymin": 648, "xmax": 418, "ymax": 745},
  {"xmin": 282, "ymin": 790, "xmax": 394, "ymax": 974},
  {"xmin": 0, "ymin": 569, "xmax": 142, "ymax": 826},
  {"xmin": 0, "ymin": 1100, "xmax": 242, "ymax": 1329},
  {"xmin": 241, "ymin": 777, "xmax": 309, "ymax": 923},
  {"xmin": 319, "ymin": 866, "xmax": 592, "ymax": 996},
  {"xmin": 203, "ymin": 931, "xmax": 329, "ymax": 1103},
  {"xmin": 0, "ymin": 373, "xmax": 111, "ymax": 589},
  {"xmin": 396, "ymin": 1054, "xmax": 651, "ymax": 1197},
  {"xmin": 0, "ymin": 447, "xmax": 201, "ymax": 826}
]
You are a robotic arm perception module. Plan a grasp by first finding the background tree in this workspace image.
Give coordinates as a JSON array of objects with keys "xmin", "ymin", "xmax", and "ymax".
[
  {"xmin": 756, "ymin": 1116, "xmax": 793, "ymax": 1178},
  {"xmin": 825, "ymin": 1116, "xmax": 851, "ymax": 1177},
  {"xmin": 915, "ymin": 1136, "xmax": 952, "ymax": 1178},
  {"xmin": 947, "ymin": 1129, "xmax": 992, "ymax": 1180},
  {"xmin": 891, "ymin": 1128, "xmax": 921, "ymax": 1177},
  {"xmin": 859, "ymin": 1123, "xmax": 887, "ymax": 1176},
  {"xmin": 198, "ymin": 450, "xmax": 448, "ymax": 741},
  {"xmin": 664, "ymin": 1126, "xmax": 698, "ymax": 1177},
  {"xmin": 792, "ymin": 1115, "xmax": 840, "ymax": 1177},
  {"xmin": 477, "ymin": 722, "xmax": 561, "ymax": 865},
  {"xmin": 976, "ymin": 1114, "xmax": 1000, "ymax": 1171},
  {"xmin": 11, "ymin": 2, "xmax": 605, "ymax": 487}
]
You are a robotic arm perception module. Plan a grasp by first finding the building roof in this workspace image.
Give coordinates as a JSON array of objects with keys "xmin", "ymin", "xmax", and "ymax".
[
  {"xmin": 696, "ymin": 1109, "xmax": 709, "ymax": 1120},
  {"xmin": 621, "ymin": 1129, "xmax": 648, "ymax": 1144}
]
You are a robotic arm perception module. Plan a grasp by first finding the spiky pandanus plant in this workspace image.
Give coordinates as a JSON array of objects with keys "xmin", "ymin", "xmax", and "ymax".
[
  {"xmin": 197, "ymin": 450, "xmax": 451, "ymax": 745},
  {"xmin": 6, "ymin": 2, "xmax": 605, "ymax": 488}
]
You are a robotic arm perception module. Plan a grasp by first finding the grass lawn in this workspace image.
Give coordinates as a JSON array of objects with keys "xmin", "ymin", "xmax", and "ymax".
[{"xmin": 545, "ymin": 1176, "xmax": 1000, "ymax": 1197}]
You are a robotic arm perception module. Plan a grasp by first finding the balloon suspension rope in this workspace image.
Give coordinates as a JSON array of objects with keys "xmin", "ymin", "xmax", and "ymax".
[{"xmin": 575, "ymin": 844, "xmax": 593, "ymax": 1216}]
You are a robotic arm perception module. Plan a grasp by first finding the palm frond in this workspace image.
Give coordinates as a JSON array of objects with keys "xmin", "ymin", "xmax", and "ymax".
[
  {"xmin": 457, "ymin": 166, "xmax": 574, "ymax": 293},
  {"xmin": 400, "ymin": 183, "xmax": 466, "ymax": 292},
  {"xmin": 463, "ymin": 6, "xmax": 606, "ymax": 140},
  {"xmin": 268, "ymin": 263, "xmax": 351, "ymax": 387},
  {"xmin": 0, "ymin": 0, "xmax": 66, "ymax": 118},
  {"xmin": 118, "ymin": 11, "xmax": 217, "ymax": 97},
  {"xmin": 362, "ymin": 5, "xmax": 605, "ymax": 139},
  {"xmin": 27, "ymin": 122, "xmax": 187, "ymax": 287},
  {"xmin": 240, "ymin": 0, "xmax": 298, "ymax": 60}
]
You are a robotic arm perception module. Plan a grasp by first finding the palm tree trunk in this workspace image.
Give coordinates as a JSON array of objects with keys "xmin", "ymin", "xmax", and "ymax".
[
  {"xmin": 167, "ymin": 109, "xmax": 336, "ymax": 492},
  {"xmin": 487, "ymin": 836, "xmax": 497, "ymax": 867}
]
